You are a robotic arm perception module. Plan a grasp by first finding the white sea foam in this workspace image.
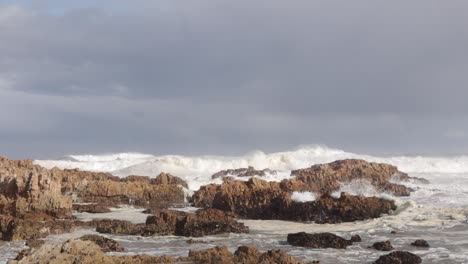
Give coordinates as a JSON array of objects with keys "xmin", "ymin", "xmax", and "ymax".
[
  {"xmin": 17, "ymin": 146, "xmax": 468, "ymax": 264},
  {"xmin": 291, "ymin": 191, "xmax": 317, "ymax": 202},
  {"xmin": 34, "ymin": 145, "xmax": 468, "ymax": 191}
]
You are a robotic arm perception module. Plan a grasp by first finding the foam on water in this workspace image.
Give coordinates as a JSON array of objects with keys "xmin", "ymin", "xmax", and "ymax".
[
  {"xmin": 6, "ymin": 146, "xmax": 464, "ymax": 263},
  {"xmin": 35, "ymin": 145, "xmax": 468, "ymax": 191},
  {"xmin": 291, "ymin": 191, "xmax": 317, "ymax": 202}
]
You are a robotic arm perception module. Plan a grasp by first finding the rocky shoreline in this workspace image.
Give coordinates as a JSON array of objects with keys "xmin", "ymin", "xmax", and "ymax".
[{"xmin": 0, "ymin": 156, "xmax": 428, "ymax": 263}]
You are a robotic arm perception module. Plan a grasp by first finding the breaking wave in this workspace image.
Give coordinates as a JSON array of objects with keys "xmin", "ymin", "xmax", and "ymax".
[{"xmin": 35, "ymin": 145, "xmax": 468, "ymax": 190}]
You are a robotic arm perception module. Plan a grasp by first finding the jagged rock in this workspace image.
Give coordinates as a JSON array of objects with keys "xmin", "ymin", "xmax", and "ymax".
[
  {"xmin": 0, "ymin": 215, "xmax": 73, "ymax": 241},
  {"xmin": 72, "ymin": 204, "xmax": 111, "ymax": 213},
  {"xmin": 10, "ymin": 240, "xmax": 310, "ymax": 264},
  {"xmin": 95, "ymin": 220, "xmax": 149, "ymax": 236},
  {"xmin": 371, "ymin": 240, "xmax": 394, "ymax": 251},
  {"xmin": 291, "ymin": 159, "xmax": 415, "ymax": 196},
  {"xmin": 373, "ymin": 251, "xmax": 422, "ymax": 264},
  {"xmin": 97, "ymin": 209, "xmax": 248, "ymax": 237},
  {"xmin": 411, "ymin": 239, "xmax": 429, "ymax": 247},
  {"xmin": 0, "ymin": 156, "xmax": 186, "ymax": 219},
  {"xmin": 211, "ymin": 166, "xmax": 277, "ymax": 179},
  {"xmin": 287, "ymin": 232, "xmax": 355, "ymax": 249},
  {"xmin": 8, "ymin": 239, "xmax": 176, "ymax": 264},
  {"xmin": 0, "ymin": 157, "xmax": 72, "ymax": 219},
  {"xmin": 182, "ymin": 245, "xmax": 309, "ymax": 264},
  {"xmin": 193, "ymin": 177, "xmax": 396, "ymax": 223},
  {"xmin": 79, "ymin": 234, "xmax": 124, "ymax": 252},
  {"xmin": 152, "ymin": 173, "xmax": 189, "ymax": 189}
]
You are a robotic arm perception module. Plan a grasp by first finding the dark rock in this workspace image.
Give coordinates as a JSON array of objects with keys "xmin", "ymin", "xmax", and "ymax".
[
  {"xmin": 371, "ymin": 240, "xmax": 394, "ymax": 251},
  {"xmin": 79, "ymin": 234, "xmax": 125, "ymax": 252},
  {"xmin": 287, "ymin": 232, "xmax": 354, "ymax": 249},
  {"xmin": 97, "ymin": 209, "xmax": 248, "ymax": 237},
  {"xmin": 411, "ymin": 239, "xmax": 429, "ymax": 247},
  {"xmin": 373, "ymin": 251, "xmax": 422, "ymax": 264},
  {"xmin": 350, "ymin": 235, "xmax": 362, "ymax": 242}
]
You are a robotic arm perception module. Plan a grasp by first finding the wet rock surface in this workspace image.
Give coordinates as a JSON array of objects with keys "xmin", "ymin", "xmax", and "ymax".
[
  {"xmin": 371, "ymin": 240, "xmax": 394, "ymax": 251},
  {"xmin": 411, "ymin": 239, "xmax": 430, "ymax": 247},
  {"xmin": 193, "ymin": 177, "xmax": 396, "ymax": 223},
  {"xmin": 287, "ymin": 232, "xmax": 356, "ymax": 249},
  {"xmin": 373, "ymin": 251, "xmax": 422, "ymax": 264},
  {"xmin": 97, "ymin": 208, "xmax": 248, "ymax": 237},
  {"xmin": 72, "ymin": 204, "xmax": 111, "ymax": 213},
  {"xmin": 211, "ymin": 166, "xmax": 277, "ymax": 179},
  {"xmin": 9, "ymin": 239, "xmax": 311, "ymax": 264},
  {"xmin": 79, "ymin": 234, "xmax": 125, "ymax": 252}
]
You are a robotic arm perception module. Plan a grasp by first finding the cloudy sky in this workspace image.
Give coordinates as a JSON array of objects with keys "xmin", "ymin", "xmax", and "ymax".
[{"xmin": 1, "ymin": 0, "xmax": 468, "ymax": 159}]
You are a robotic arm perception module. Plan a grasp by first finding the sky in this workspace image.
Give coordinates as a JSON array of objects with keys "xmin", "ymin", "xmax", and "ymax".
[{"xmin": 1, "ymin": 0, "xmax": 468, "ymax": 159}]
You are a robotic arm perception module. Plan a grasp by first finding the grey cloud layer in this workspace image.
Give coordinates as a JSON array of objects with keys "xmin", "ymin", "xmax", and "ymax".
[{"xmin": 1, "ymin": 1, "xmax": 468, "ymax": 158}]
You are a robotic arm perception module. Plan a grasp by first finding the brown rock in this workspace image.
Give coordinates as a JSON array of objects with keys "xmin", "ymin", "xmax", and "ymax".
[
  {"xmin": 291, "ymin": 159, "xmax": 415, "ymax": 196},
  {"xmin": 371, "ymin": 240, "xmax": 394, "ymax": 251},
  {"xmin": 287, "ymin": 232, "xmax": 355, "ymax": 249},
  {"xmin": 193, "ymin": 177, "xmax": 396, "ymax": 223},
  {"xmin": 79, "ymin": 234, "xmax": 124, "ymax": 252},
  {"xmin": 373, "ymin": 251, "xmax": 422, "ymax": 264},
  {"xmin": 10, "ymin": 239, "xmax": 310, "ymax": 264},
  {"xmin": 152, "ymin": 172, "xmax": 188, "ymax": 189},
  {"xmin": 0, "ymin": 215, "xmax": 73, "ymax": 241},
  {"xmin": 97, "ymin": 209, "xmax": 248, "ymax": 237},
  {"xmin": 72, "ymin": 204, "xmax": 111, "ymax": 213},
  {"xmin": 25, "ymin": 239, "xmax": 45, "ymax": 249}
]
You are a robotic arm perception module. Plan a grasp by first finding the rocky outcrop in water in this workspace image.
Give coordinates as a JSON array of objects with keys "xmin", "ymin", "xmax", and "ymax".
[
  {"xmin": 72, "ymin": 204, "xmax": 111, "ymax": 213},
  {"xmin": 79, "ymin": 235, "xmax": 124, "ymax": 252},
  {"xmin": 0, "ymin": 215, "xmax": 74, "ymax": 241},
  {"xmin": 211, "ymin": 166, "xmax": 277, "ymax": 179},
  {"xmin": 287, "ymin": 232, "xmax": 356, "ymax": 249},
  {"xmin": 411, "ymin": 239, "xmax": 429, "ymax": 247},
  {"xmin": 96, "ymin": 208, "xmax": 248, "ymax": 237},
  {"xmin": 371, "ymin": 240, "xmax": 394, "ymax": 251},
  {"xmin": 0, "ymin": 156, "xmax": 187, "ymax": 241},
  {"xmin": 10, "ymin": 239, "xmax": 311, "ymax": 264},
  {"xmin": 193, "ymin": 177, "xmax": 396, "ymax": 223},
  {"xmin": 180, "ymin": 245, "xmax": 310, "ymax": 264},
  {"xmin": 373, "ymin": 251, "xmax": 422, "ymax": 264},
  {"xmin": 290, "ymin": 159, "xmax": 414, "ymax": 196}
]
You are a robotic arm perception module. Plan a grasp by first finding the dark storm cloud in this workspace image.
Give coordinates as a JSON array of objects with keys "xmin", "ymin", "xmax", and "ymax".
[{"xmin": 1, "ymin": 0, "xmax": 468, "ymax": 158}]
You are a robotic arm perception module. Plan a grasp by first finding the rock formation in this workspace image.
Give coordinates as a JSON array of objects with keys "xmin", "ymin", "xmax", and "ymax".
[
  {"xmin": 96, "ymin": 208, "xmax": 248, "ymax": 237},
  {"xmin": 411, "ymin": 239, "xmax": 429, "ymax": 247},
  {"xmin": 287, "ymin": 232, "xmax": 356, "ymax": 249},
  {"xmin": 79, "ymin": 235, "xmax": 125, "ymax": 252},
  {"xmin": 0, "ymin": 156, "xmax": 188, "ymax": 241},
  {"xmin": 373, "ymin": 251, "xmax": 422, "ymax": 264},
  {"xmin": 290, "ymin": 159, "xmax": 414, "ymax": 196},
  {"xmin": 10, "ymin": 239, "xmax": 311, "ymax": 264},
  {"xmin": 193, "ymin": 176, "xmax": 396, "ymax": 223},
  {"xmin": 370, "ymin": 240, "xmax": 394, "ymax": 251}
]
